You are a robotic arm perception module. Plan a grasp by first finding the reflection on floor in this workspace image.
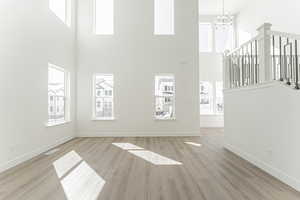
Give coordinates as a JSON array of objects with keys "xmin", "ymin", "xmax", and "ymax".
[
  {"xmin": 1, "ymin": 129, "xmax": 300, "ymax": 200},
  {"xmin": 53, "ymin": 151, "xmax": 105, "ymax": 200},
  {"xmin": 184, "ymin": 142, "xmax": 202, "ymax": 147},
  {"xmin": 128, "ymin": 150, "xmax": 182, "ymax": 165},
  {"xmin": 112, "ymin": 142, "xmax": 182, "ymax": 165}
]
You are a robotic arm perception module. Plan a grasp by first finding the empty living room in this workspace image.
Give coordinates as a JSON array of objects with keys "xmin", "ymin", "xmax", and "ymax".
[{"xmin": 1, "ymin": 0, "xmax": 300, "ymax": 199}]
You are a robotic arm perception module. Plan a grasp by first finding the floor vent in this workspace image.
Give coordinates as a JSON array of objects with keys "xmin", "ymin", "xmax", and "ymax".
[{"xmin": 44, "ymin": 148, "xmax": 60, "ymax": 156}]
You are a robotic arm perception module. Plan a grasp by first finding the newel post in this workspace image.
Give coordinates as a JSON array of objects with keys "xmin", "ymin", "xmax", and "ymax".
[{"xmin": 257, "ymin": 23, "xmax": 272, "ymax": 83}]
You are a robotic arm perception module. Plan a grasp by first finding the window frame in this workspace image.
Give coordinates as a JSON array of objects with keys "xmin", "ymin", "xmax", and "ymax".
[
  {"xmin": 154, "ymin": 0, "xmax": 175, "ymax": 35},
  {"xmin": 154, "ymin": 74, "xmax": 176, "ymax": 120},
  {"xmin": 47, "ymin": 64, "xmax": 71, "ymax": 127},
  {"xmin": 93, "ymin": 0, "xmax": 114, "ymax": 35},
  {"xmin": 92, "ymin": 74, "xmax": 115, "ymax": 120}
]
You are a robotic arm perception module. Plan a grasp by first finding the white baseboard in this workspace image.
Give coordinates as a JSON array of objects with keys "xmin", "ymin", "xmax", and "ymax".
[
  {"xmin": 0, "ymin": 136, "xmax": 75, "ymax": 173},
  {"xmin": 225, "ymin": 143, "xmax": 300, "ymax": 192},
  {"xmin": 77, "ymin": 131, "xmax": 201, "ymax": 137}
]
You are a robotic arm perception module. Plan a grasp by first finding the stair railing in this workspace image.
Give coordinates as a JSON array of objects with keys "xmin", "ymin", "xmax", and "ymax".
[{"xmin": 224, "ymin": 23, "xmax": 300, "ymax": 90}]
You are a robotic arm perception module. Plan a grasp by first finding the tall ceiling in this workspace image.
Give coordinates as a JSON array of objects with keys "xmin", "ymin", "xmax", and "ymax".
[{"xmin": 199, "ymin": 0, "xmax": 248, "ymax": 15}]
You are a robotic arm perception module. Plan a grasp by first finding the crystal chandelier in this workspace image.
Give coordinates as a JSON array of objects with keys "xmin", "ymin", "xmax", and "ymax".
[{"xmin": 214, "ymin": 0, "xmax": 234, "ymax": 29}]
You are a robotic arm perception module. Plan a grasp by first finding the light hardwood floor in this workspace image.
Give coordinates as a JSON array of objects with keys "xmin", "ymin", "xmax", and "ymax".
[{"xmin": 0, "ymin": 129, "xmax": 300, "ymax": 200}]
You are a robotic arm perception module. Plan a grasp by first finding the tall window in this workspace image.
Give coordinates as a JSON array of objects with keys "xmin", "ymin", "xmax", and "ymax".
[
  {"xmin": 48, "ymin": 64, "xmax": 70, "ymax": 125},
  {"xmin": 49, "ymin": 0, "xmax": 71, "ymax": 26},
  {"xmin": 199, "ymin": 23, "xmax": 213, "ymax": 52},
  {"xmin": 155, "ymin": 75, "xmax": 175, "ymax": 120},
  {"xmin": 154, "ymin": 0, "xmax": 174, "ymax": 35},
  {"xmin": 200, "ymin": 81, "xmax": 224, "ymax": 115},
  {"xmin": 215, "ymin": 25, "xmax": 234, "ymax": 53},
  {"xmin": 215, "ymin": 81, "xmax": 224, "ymax": 114},
  {"xmin": 199, "ymin": 81, "xmax": 214, "ymax": 114},
  {"xmin": 94, "ymin": 0, "xmax": 114, "ymax": 35},
  {"xmin": 93, "ymin": 74, "xmax": 114, "ymax": 120}
]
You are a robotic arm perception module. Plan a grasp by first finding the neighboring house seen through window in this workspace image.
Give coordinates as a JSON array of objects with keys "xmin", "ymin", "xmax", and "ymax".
[
  {"xmin": 93, "ymin": 74, "xmax": 114, "ymax": 120},
  {"xmin": 48, "ymin": 64, "xmax": 70, "ymax": 125},
  {"xmin": 155, "ymin": 75, "xmax": 175, "ymax": 120}
]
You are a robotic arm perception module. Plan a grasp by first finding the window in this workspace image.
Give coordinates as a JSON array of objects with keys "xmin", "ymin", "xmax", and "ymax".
[
  {"xmin": 200, "ymin": 81, "xmax": 214, "ymax": 114},
  {"xmin": 200, "ymin": 81, "xmax": 224, "ymax": 115},
  {"xmin": 215, "ymin": 81, "xmax": 224, "ymax": 114},
  {"xmin": 199, "ymin": 23, "xmax": 213, "ymax": 52},
  {"xmin": 94, "ymin": 0, "xmax": 114, "ymax": 35},
  {"xmin": 155, "ymin": 75, "xmax": 175, "ymax": 120},
  {"xmin": 48, "ymin": 64, "xmax": 70, "ymax": 125},
  {"xmin": 93, "ymin": 74, "xmax": 114, "ymax": 120},
  {"xmin": 49, "ymin": 0, "xmax": 71, "ymax": 26},
  {"xmin": 215, "ymin": 25, "xmax": 234, "ymax": 53},
  {"xmin": 154, "ymin": 0, "xmax": 174, "ymax": 35}
]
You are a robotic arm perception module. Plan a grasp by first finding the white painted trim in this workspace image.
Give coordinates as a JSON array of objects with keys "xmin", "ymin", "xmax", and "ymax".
[
  {"xmin": 225, "ymin": 143, "xmax": 300, "ymax": 192},
  {"xmin": 0, "ymin": 136, "xmax": 75, "ymax": 173},
  {"xmin": 224, "ymin": 81, "xmax": 277, "ymax": 94},
  {"xmin": 77, "ymin": 131, "xmax": 200, "ymax": 137}
]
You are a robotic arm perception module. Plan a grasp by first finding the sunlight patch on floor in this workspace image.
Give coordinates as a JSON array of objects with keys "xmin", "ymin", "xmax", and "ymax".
[
  {"xmin": 184, "ymin": 142, "xmax": 202, "ymax": 147},
  {"xmin": 53, "ymin": 151, "xmax": 82, "ymax": 178},
  {"xmin": 112, "ymin": 143, "xmax": 144, "ymax": 150},
  {"xmin": 61, "ymin": 161, "xmax": 106, "ymax": 200},
  {"xmin": 53, "ymin": 151, "xmax": 106, "ymax": 200},
  {"xmin": 128, "ymin": 150, "xmax": 182, "ymax": 165}
]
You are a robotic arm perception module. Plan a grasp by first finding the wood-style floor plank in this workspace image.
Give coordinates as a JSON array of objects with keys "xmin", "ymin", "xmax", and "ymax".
[{"xmin": 0, "ymin": 129, "xmax": 300, "ymax": 200}]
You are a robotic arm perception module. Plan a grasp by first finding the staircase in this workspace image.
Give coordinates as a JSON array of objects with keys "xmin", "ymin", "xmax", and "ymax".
[{"xmin": 223, "ymin": 23, "xmax": 300, "ymax": 192}]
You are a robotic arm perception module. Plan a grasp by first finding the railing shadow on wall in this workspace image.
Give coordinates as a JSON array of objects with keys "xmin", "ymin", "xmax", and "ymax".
[{"xmin": 223, "ymin": 23, "xmax": 300, "ymax": 90}]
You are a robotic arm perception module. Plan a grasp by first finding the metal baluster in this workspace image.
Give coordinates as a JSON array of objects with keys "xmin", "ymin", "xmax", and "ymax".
[
  {"xmin": 279, "ymin": 37, "xmax": 283, "ymax": 81},
  {"xmin": 296, "ymin": 40, "xmax": 299, "ymax": 89}
]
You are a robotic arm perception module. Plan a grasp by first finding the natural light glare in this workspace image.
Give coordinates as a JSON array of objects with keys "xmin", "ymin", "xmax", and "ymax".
[
  {"xmin": 199, "ymin": 23, "xmax": 213, "ymax": 52},
  {"xmin": 61, "ymin": 161, "xmax": 106, "ymax": 200},
  {"xmin": 95, "ymin": 0, "xmax": 114, "ymax": 35},
  {"xmin": 154, "ymin": 0, "xmax": 174, "ymax": 35},
  {"xmin": 128, "ymin": 150, "xmax": 182, "ymax": 165},
  {"xmin": 112, "ymin": 143, "xmax": 144, "ymax": 150},
  {"xmin": 184, "ymin": 142, "xmax": 202, "ymax": 147},
  {"xmin": 49, "ymin": 0, "xmax": 70, "ymax": 26},
  {"xmin": 53, "ymin": 151, "xmax": 82, "ymax": 178}
]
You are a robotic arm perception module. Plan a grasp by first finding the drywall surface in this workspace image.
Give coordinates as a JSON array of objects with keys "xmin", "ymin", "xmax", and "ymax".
[
  {"xmin": 76, "ymin": 0, "xmax": 200, "ymax": 136},
  {"xmin": 0, "ymin": 0, "xmax": 76, "ymax": 172},
  {"xmin": 224, "ymin": 82, "xmax": 300, "ymax": 191}
]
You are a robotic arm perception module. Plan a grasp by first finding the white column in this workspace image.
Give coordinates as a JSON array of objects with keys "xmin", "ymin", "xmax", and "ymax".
[{"xmin": 257, "ymin": 23, "xmax": 272, "ymax": 82}]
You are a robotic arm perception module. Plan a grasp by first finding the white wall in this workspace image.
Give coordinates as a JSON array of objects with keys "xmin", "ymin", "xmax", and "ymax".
[
  {"xmin": 0, "ymin": 0, "xmax": 76, "ymax": 172},
  {"xmin": 76, "ymin": 0, "xmax": 200, "ymax": 136},
  {"xmin": 199, "ymin": 15, "xmax": 224, "ymax": 128},
  {"xmin": 224, "ymin": 82, "xmax": 300, "ymax": 191},
  {"xmin": 236, "ymin": 0, "xmax": 300, "ymax": 45}
]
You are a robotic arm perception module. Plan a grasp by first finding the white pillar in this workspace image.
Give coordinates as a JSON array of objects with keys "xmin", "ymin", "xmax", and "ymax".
[
  {"xmin": 257, "ymin": 23, "xmax": 272, "ymax": 82},
  {"xmin": 223, "ymin": 50, "xmax": 230, "ymax": 89}
]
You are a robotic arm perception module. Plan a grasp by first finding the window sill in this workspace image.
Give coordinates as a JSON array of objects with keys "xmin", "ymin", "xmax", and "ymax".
[
  {"xmin": 45, "ymin": 120, "xmax": 71, "ymax": 127},
  {"xmin": 155, "ymin": 118, "xmax": 176, "ymax": 121},
  {"xmin": 91, "ymin": 117, "xmax": 115, "ymax": 121}
]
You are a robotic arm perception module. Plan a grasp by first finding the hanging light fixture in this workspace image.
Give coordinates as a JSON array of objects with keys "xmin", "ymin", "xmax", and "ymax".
[{"xmin": 214, "ymin": 0, "xmax": 234, "ymax": 29}]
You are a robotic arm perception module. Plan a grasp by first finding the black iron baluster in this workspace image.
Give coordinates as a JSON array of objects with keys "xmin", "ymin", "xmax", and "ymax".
[{"xmin": 295, "ymin": 40, "xmax": 299, "ymax": 89}]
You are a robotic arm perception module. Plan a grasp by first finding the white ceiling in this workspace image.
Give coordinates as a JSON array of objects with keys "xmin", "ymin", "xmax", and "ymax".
[{"xmin": 199, "ymin": 0, "xmax": 248, "ymax": 15}]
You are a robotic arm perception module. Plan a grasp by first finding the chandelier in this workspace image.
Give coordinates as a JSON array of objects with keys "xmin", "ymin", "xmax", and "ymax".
[{"xmin": 214, "ymin": 0, "xmax": 234, "ymax": 29}]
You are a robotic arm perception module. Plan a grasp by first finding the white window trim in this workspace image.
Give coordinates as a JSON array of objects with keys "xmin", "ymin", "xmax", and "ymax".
[
  {"xmin": 154, "ymin": 74, "xmax": 176, "ymax": 121},
  {"xmin": 92, "ymin": 74, "xmax": 115, "ymax": 120},
  {"xmin": 46, "ymin": 64, "xmax": 71, "ymax": 127}
]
